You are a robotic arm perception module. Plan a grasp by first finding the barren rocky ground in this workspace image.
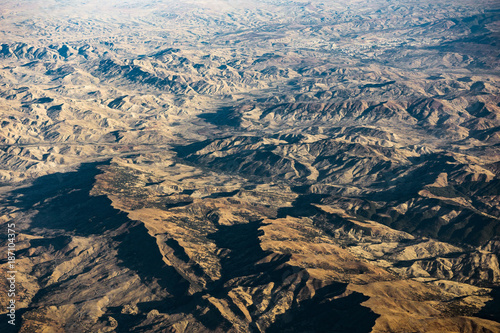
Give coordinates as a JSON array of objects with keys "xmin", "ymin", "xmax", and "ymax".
[{"xmin": 1, "ymin": 0, "xmax": 500, "ymax": 332}]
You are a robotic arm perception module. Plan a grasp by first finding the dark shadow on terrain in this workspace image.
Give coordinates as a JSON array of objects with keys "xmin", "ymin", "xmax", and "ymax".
[
  {"xmin": 0, "ymin": 307, "xmax": 30, "ymax": 333},
  {"xmin": 268, "ymin": 283, "xmax": 378, "ymax": 333},
  {"xmin": 5, "ymin": 162, "xmax": 299, "ymax": 331},
  {"xmin": 477, "ymin": 287, "xmax": 500, "ymax": 323},
  {"xmin": 94, "ymin": 306, "xmax": 148, "ymax": 333},
  {"xmin": 364, "ymin": 160, "xmax": 500, "ymax": 246},
  {"xmin": 270, "ymin": 133, "xmax": 305, "ymax": 144},
  {"xmin": 173, "ymin": 139, "xmax": 213, "ymax": 158},
  {"xmin": 206, "ymin": 220, "xmax": 291, "ymax": 286},
  {"xmin": 108, "ymin": 95, "xmax": 128, "ymax": 109},
  {"xmin": 206, "ymin": 189, "xmax": 239, "ymax": 198},
  {"xmin": 5, "ymin": 162, "xmax": 123, "ymax": 234},
  {"xmin": 6, "ymin": 235, "xmax": 72, "ymax": 262},
  {"xmin": 165, "ymin": 238, "xmax": 191, "ymax": 263},
  {"xmin": 393, "ymin": 251, "xmax": 467, "ymax": 268},
  {"xmin": 112, "ymin": 219, "xmax": 294, "ymax": 331},
  {"xmin": 126, "ymin": 295, "xmax": 234, "ymax": 332},
  {"xmin": 197, "ymin": 106, "xmax": 241, "ymax": 127},
  {"xmin": 180, "ymin": 189, "xmax": 196, "ymax": 195},
  {"xmin": 113, "ymin": 223, "xmax": 191, "ymax": 297},
  {"xmin": 4, "ymin": 163, "xmax": 381, "ymax": 332},
  {"xmin": 277, "ymin": 193, "xmax": 329, "ymax": 218},
  {"xmin": 360, "ymin": 80, "xmax": 395, "ymax": 89},
  {"xmin": 203, "ymin": 219, "xmax": 376, "ymax": 333},
  {"xmin": 367, "ymin": 154, "xmax": 458, "ymax": 202},
  {"xmin": 164, "ymin": 199, "xmax": 193, "ymax": 209},
  {"xmin": 47, "ymin": 104, "xmax": 63, "ymax": 112},
  {"xmin": 5, "ymin": 162, "xmax": 191, "ymax": 328}
]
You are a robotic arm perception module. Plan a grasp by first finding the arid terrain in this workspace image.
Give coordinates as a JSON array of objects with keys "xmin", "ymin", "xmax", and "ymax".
[{"xmin": 1, "ymin": 0, "xmax": 500, "ymax": 332}]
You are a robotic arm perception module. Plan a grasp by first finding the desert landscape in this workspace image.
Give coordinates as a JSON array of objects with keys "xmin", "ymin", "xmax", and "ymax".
[{"xmin": 1, "ymin": 0, "xmax": 500, "ymax": 332}]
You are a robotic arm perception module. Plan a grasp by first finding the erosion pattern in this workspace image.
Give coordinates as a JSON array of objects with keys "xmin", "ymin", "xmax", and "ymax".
[{"xmin": 1, "ymin": 0, "xmax": 500, "ymax": 332}]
